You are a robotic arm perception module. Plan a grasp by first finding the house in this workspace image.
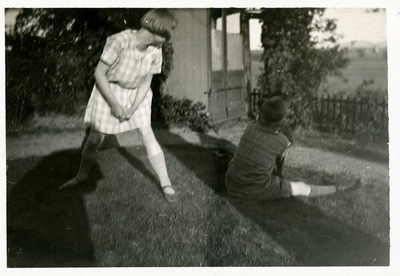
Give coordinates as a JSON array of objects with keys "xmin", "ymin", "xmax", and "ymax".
[{"xmin": 165, "ymin": 8, "xmax": 259, "ymax": 122}]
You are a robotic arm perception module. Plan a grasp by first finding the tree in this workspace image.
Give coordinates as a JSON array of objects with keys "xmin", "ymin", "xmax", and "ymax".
[
  {"xmin": 11, "ymin": 8, "xmax": 153, "ymax": 71},
  {"xmin": 258, "ymin": 8, "xmax": 349, "ymax": 128}
]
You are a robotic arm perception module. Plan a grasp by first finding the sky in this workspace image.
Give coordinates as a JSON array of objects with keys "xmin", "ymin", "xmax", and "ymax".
[
  {"xmin": 249, "ymin": 8, "xmax": 387, "ymax": 49},
  {"xmin": 324, "ymin": 8, "xmax": 386, "ymax": 44}
]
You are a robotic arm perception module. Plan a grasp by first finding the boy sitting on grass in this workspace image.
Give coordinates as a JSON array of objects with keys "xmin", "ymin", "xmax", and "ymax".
[{"xmin": 225, "ymin": 96, "xmax": 360, "ymax": 200}]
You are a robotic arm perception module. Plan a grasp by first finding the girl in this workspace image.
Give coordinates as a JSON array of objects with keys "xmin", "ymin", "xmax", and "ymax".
[
  {"xmin": 225, "ymin": 96, "xmax": 361, "ymax": 200},
  {"xmin": 60, "ymin": 9, "xmax": 178, "ymax": 203}
]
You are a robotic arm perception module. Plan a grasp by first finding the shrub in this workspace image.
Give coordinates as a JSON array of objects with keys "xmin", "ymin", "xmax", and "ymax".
[
  {"xmin": 354, "ymin": 80, "xmax": 388, "ymax": 141},
  {"xmin": 6, "ymin": 51, "xmax": 36, "ymax": 126},
  {"xmin": 5, "ymin": 82, "xmax": 35, "ymax": 126},
  {"xmin": 157, "ymin": 93, "xmax": 216, "ymax": 133},
  {"xmin": 5, "ymin": 52, "xmax": 93, "ymax": 127}
]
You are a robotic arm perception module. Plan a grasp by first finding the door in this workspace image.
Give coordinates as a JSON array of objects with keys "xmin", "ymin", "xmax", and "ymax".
[{"xmin": 208, "ymin": 9, "xmax": 247, "ymax": 122}]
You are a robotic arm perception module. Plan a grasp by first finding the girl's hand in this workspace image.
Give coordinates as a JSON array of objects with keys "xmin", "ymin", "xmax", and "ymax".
[
  {"xmin": 121, "ymin": 107, "xmax": 136, "ymax": 121},
  {"xmin": 110, "ymin": 104, "xmax": 124, "ymax": 121}
]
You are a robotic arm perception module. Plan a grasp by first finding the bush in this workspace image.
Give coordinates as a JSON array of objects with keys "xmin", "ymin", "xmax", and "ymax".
[
  {"xmin": 6, "ymin": 82, "xmax": 35, "ymax": 126},
  {"xmin": 157, "ymin": 93, "xmax": 216, "ymax": 133},
  {"xmin": 6, "ymin": 53, "xmax": 93, "ymax": 127},
  {"xmin": 354, "ymin": 80, "xmax": 388, "ymax": 141},
  {"xmin": 6, "ymin": 51, "xmax": 36, "ymax": 126}
]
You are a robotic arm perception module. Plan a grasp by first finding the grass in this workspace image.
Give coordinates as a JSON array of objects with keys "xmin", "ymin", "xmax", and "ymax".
[
  {"xmin": 6, "ymin": 113, "xmax": 87, "ymax": 138},
  {"xmin": 6, "ymin": 128, "xmax": 389, "ymax": 267}
]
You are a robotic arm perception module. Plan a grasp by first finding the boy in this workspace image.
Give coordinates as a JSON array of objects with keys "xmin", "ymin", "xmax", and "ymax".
[{"xmin": 225, "ymin": 96, "xmax": 360, "ymax": 200}]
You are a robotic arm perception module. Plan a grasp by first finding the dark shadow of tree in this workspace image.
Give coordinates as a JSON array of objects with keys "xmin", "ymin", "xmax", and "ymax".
[
  {"xmin": 102, "ymin": 130, "xmax": 164, "ymax": 193},
  {"xmin": 6, "ymin": 149, "xmax": 102, "ymax": 267},
  {"xmin": 6, "ymin": 130, "xmax": 172, "ymax": 268},
  {"xmin": 154, "ymin": 129, "xmax": 389, "ymax": 266},
  {"xmin": 6, "ymin": 128, "xmax": 165, "ymax": 267}
]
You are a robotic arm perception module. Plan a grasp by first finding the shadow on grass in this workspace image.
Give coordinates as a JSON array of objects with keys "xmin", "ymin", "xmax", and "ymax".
[
  {"xmin": 155, "ymin": 130, "xmax": 390, "ymax": 266},
  {"xmin": 229, "ymin": 196, "xmax": 389, "ymax": 266},
  {"xmin": 6, "ymin": 131, "xmax": 165, "ymax": 268},
  {"xmin": 102, "ymin": 131, "xmax": 161, "ymax": 191},
  {"xmin": 6, "ymin": 149, "xmax": 103, "ymax": 267},
  {"xmin": 116, "ymin": 147, "xmax": 159, "ymax": 185}
]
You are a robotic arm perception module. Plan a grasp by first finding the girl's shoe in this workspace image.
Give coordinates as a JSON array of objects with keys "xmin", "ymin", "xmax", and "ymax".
[{"xmin": 163, "ymin": 186, "xmax": 177, "ymax": 203}]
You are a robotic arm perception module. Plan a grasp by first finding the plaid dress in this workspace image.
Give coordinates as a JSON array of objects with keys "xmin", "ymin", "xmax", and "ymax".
[{"xmin": 84, "ymin": 30, "xmax": 162, "ymax": 134}]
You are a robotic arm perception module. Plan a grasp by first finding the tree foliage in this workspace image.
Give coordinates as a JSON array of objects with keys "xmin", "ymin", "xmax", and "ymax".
[
  {"xmin": 10, "ymin": 8, "xmax": 158, "ymax": 76},
  {"xmin": 258, "ymin": 8, "xmax": 349, "ymax": 128},
  {"xmin": 13, "ymin": 8, "xmax": 147, "ymax": 52}
]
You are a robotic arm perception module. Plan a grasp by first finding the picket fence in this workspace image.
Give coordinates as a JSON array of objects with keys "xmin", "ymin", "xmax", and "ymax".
[{"xmin": 250, "ymin": 89, "xmax": 388, "ymax": 136}]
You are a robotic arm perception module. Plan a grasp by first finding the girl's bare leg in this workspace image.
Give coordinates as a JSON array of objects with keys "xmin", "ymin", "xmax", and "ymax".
[
  {"xmin": 137, "ymin": 126, "xmax": 176, "ymax": 199},
  {"xmin": 60, "ymin": 129, "xmax": 105, "ymax": 189}
]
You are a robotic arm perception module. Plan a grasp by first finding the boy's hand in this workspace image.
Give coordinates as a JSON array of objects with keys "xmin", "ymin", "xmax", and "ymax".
[{"xmin": 110, "ymin": 104, "xmax": 124, "ymax": 121}]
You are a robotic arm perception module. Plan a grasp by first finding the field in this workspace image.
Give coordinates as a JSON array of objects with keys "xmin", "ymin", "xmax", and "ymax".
[
  {"xmin": 6, "ymin": 123, "xmax": 390, "ymax": 268},
  {"xmin": 322, "ymin": 49, "xmax": 388, "ymax": 96},
  {"xmin": 250, "ymin": 48, "xmax": 388, "ymax": 97}
]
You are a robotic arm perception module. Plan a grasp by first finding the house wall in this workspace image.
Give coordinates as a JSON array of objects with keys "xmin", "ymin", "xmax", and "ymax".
[{"xmin": 164, "ymin": 9, "xmax": 209, "ymax": 107}]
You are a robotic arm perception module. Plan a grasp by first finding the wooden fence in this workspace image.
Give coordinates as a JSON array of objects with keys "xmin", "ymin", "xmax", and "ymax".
[
  {"xmin": 250, "ymin": 88, "xmax": 262, "ymax": 115},
  {"xmin": 250, "ymin": 89, "xmax": 388, "ymax": 136}
]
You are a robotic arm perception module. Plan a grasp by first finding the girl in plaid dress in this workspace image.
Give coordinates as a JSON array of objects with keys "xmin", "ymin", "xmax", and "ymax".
[{"xmin": 61, "ymin": 9, "xmax": 178, "ymax": 202}]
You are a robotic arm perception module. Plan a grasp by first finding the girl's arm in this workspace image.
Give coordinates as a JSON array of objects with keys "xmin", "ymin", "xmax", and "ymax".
[
  {"xmin": 122, "ymin": 72, "xmax": 153, "ymax": 120},
  {"xmin": 94, "ymin": 60, "xmax": 124, "ymax": 120}
]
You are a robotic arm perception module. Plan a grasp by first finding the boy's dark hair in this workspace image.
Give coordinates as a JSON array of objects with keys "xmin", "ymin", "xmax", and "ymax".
[
  {"xmin": 141, "ymin": 9, "xmax": 178, "ymax": 41},
  {"xmin": 258, "ymin": 96, "xmax": 288, "ymax": 127}
]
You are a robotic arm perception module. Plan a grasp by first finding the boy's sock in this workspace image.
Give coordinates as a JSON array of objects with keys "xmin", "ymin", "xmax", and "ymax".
[
  {"xmin": 148, "ymin": 151, "xmax": 172, "ymax": 188},
  {"xmin": 308, "ymin": 185, "xmax": 337, "ymax": 197}
]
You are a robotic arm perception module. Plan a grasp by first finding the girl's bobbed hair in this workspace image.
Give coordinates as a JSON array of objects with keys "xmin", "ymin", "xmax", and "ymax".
[{"xmin": 141, "ymin": 9, "xmax": 178, "ymax": 41}]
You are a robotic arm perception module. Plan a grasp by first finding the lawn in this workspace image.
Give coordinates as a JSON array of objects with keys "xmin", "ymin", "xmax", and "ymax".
[{"xmin": 6, "ymin": 129, "xmax": 389, "ymax": 267}]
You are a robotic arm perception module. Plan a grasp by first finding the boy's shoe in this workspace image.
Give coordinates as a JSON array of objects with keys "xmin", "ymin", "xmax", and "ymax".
[{"xmin": 336, "ymin": 179, "xmax": 362, "ymax": 193}]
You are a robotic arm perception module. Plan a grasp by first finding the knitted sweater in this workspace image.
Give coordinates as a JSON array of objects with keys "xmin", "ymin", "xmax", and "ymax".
[{"xmin": 225, "ymin": 121, "xmax": 290, "ymax": 199}]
